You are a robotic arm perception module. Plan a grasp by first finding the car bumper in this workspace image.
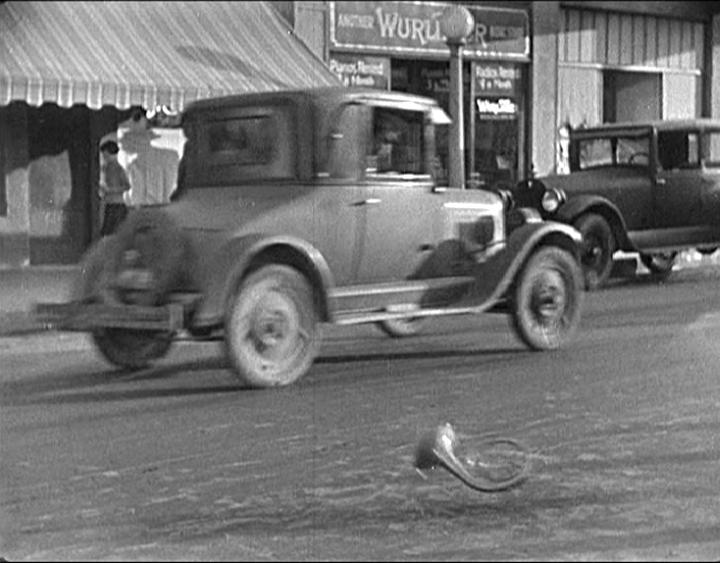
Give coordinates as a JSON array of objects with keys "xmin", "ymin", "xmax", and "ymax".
[{"xmin": 34, "ymin": 301, "xmax": 186, "ymax": 332}]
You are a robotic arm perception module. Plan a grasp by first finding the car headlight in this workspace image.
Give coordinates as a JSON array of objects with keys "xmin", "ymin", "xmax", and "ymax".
[{"xmin": 541, "ymin": 188, "xmax": 565, "ymax": 213}]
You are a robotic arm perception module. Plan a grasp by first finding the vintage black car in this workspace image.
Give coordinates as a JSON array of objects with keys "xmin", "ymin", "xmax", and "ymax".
[
  {"xmin": 512, "ymin": 119, "xmax": 720, "ymax": 289},
  {"xmin": 37, "ymin": 87, "xmax": 584, "ymax": 388}
]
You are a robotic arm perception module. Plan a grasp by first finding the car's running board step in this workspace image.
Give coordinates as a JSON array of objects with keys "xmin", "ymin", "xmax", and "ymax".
[{"xmin": 334, "ymin": 304, "xmax": 493, "ymax": 325}]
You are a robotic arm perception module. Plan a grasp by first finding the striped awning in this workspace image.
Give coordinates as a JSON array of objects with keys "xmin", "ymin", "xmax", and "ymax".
[{"xmin": 0, "ymin": 1, "xmax": 341, "ymax": 111}]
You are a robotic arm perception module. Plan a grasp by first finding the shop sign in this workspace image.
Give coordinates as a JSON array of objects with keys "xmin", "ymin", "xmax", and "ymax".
[
  {"xmin": 330, "ymin": 1, "xmax": 529, "ymax": 59},
  {"xmin": 475, "ymin": 63, "xmax": 520, "ymax": 97},
  {"xmin": 477, "ymin": 97, "xmax": 518, "ymax": 120},
  {"xmin": 328, "ymin": 54, "xmax": 390, "ymax": 89}
]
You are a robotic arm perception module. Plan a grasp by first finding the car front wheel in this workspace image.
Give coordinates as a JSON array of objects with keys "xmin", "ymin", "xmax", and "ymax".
[
  {"xmin": 510, "ymin": 246, "xmax": 583, "ymax": 351},
  {"xmin": 224, "ymin": 265, "xmax": 320, "ymax": 388},
  {"xmin": 573, "ymin": 213, "xmax": 615, "ymax": 291}
]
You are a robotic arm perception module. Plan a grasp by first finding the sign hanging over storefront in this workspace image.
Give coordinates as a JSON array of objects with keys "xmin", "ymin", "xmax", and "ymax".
[
  {"xmin": 329, "ymin": 54, "xmax": 391, "ymax": 89},
  {"xmin": 474, "ymin": 62, "xmax": 521, "ymax": 97},
  {"xmin": 330, "ymin": 1, "xmax": 529, "ymax": 60},
  {"xmin": 477, "ymin": 97, "xmax": 519, "ymax": 120}
]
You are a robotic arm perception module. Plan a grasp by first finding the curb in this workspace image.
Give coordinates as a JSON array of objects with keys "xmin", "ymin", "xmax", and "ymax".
[{"xmin": 0, "ymin": 311, "xmax": 48, "ymax": 337}]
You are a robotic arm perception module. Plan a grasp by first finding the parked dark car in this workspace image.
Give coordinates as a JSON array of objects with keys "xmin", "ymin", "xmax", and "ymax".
[
  {"xmin": 37, "ymin": 87, "xmax": 583, "ymax": 388},
  {"xmin": 512, "ymin": 119, "xmax": 720, "ymax": 289}
]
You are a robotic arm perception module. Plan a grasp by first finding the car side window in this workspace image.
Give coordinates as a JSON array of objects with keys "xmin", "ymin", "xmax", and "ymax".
[
  {"xmin": 366, "ymin": 108, "xmax": 424, "ymax": 177},
  {"xmin": 704, "ymin": 132, "xmax": 720, "ymax": 168},
  {"xmin": 575, "ymin": 135, "xmax": 650, "ymax": 170},
  {"xmin": 616, "ymin": 136, "xmax": 650, "ymax": 166},
  {"xmin": 657, "ymin": 131, "xmax": 700, "ymax": 171},
  {"xmin": 576, "ymin": 138, "xmax": 613, "ymax": 170}
]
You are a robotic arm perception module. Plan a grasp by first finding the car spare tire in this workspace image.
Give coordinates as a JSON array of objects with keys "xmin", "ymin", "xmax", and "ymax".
[{"xmin": 101, "ymin": 208, "xmax": 192, "ymax": 306}]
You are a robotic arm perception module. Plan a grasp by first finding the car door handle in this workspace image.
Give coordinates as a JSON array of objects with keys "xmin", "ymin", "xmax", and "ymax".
[
  {"xmin": 656, "ymin": 178, "xmax": 666, "ymax": 185},
  {"xmin": 362, "ymin": 198, "xmax": 382, "ymax": 205}
]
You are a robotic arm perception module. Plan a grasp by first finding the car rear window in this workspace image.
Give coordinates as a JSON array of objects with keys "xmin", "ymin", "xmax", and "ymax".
[
  {"xmin": 191, "ymin": 104, "xmax": 294, "ymax": 185},
  {"xmin": 207, "ymin": 116, "xmax": 275, "ymax": 165}
]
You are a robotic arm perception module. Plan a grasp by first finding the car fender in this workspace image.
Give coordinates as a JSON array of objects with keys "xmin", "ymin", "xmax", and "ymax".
[
  {"xmin": 462, "ymin": 221, "xmax": 582, "ymax": 308},
  {"xmin": 192, "ymin": 233, "xmax": 336, "ymax": 328},
  {"xmin": 555, "ymin": 194, "xmax": 632, "ymax": 250}
]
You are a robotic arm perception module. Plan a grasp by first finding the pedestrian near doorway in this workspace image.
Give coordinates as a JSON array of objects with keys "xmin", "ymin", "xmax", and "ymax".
[{"xmin": 99, "ymin": 140, "xmax": 131, "ymax": 236}]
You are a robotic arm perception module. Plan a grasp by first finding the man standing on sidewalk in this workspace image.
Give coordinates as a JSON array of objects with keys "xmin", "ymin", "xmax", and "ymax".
[{"xmin": 98, "ymin": 139, "xmax": 131, "ymax": 236}]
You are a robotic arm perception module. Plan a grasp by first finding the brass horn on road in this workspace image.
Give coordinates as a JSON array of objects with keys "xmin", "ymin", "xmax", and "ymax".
[{"xmin": 414, "ymin": 422, "xmax": 530, "ymax": 493}]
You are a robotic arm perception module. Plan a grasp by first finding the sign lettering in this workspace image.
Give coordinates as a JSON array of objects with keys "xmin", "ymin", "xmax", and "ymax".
[
  {"xmin": 330, "ymin": 1, "xmax": 529, "ymax": 59},
  {"xmin": 474, "ymin": 63, "xmax": 521, "ymax": 96},
  {"xmin": 329, "ymin": 54, "xmax": 390, "ymax": 89}
]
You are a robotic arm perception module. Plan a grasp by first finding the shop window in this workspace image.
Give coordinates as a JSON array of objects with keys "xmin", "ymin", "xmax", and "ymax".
[
  {"xmin": 657, "ymin": 131, "xmax": 699, "ymax": 171},
  {"xmin": 707, "ymin": 132, "xmax": 720, "ymax": 168},
  {"xmin": 603, "ymin": 71, "xmax": 660, "ymax": 123}
]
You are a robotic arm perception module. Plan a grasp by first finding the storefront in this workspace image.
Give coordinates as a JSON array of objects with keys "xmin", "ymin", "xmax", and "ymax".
[
  {"xmin": 326, "ymin": 1, "xmax": 531, "ymax": 190},
  {"xmin": 557, "ymin": 6, "xmax": 707, "ymax": 127},
  {"xmin": 0, "ymin": 1, "xmax": 340, "ymax": 267}
]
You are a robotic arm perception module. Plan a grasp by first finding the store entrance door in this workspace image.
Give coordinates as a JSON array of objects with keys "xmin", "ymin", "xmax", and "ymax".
[{"xmin": 473, "ymin": 115, "xmax": 518, "ymax": 191}]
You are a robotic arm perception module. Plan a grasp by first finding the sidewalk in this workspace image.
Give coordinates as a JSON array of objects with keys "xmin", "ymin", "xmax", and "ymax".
[{"xmin": 0, "ymin": 265, "xmax": 79, "ymax": 337}]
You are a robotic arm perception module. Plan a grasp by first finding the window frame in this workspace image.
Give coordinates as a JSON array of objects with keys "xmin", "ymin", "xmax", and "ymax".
[
  {"xmin": 703, "ymin": 130, "xmax": 720, "ymax": 169},
  {"xmin": 190, "ymin": 102, "xmax": 296, "ymax": 186}
]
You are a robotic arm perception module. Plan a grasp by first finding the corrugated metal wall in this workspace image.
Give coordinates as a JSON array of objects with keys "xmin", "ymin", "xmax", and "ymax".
[
  {"xmin": 557, "ymin": 8, "xmax": 706, "ymax": 127},
  {"xmin": 559, "ymin": 8, "xmax": 704, "ymax": 70}
]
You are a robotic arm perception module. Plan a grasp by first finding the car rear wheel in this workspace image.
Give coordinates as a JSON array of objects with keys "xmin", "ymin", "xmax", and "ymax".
[
  {"xmin": 640, "ymin": 252, "xmax": 677, "ymax": 279},
  {"xmin": 510, "ymin": 246, "xmax": 583, "ymax": 351},
  {"xmin": 73, "ymin": 235, "xmax": 175, "ymax": 370},
  {"xmin": 573, "ymin": 213, "xmax": 615, "ymax": 291},
  {"xmin": 92, "ymin": 329, "xmax": 173, "ymax": 370},
  {"xmin": 224, "ymin": 265, "xmax": 320, "ymax": 388}
]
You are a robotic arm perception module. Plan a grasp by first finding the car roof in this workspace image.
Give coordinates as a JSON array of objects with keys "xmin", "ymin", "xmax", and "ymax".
[
  {"xmin": 183, "ymin": 86, "xmax": 441, "ymax": 115},
  {"xmin": 571, "ymin": 118, "xmax": 720, "ymax": 137}
]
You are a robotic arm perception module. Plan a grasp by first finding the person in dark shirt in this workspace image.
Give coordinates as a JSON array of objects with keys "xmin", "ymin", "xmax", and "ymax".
[{"xmin": 99, "ymin": 140, "xmax": 131, "ymax": 236}]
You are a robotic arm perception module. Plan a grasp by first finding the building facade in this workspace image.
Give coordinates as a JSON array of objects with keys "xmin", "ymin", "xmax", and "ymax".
[
  {"xmin": 285, "ymin": 1, "xmax": 720, "ymax": 182},
  {"xmin": 0, "ymin": 1, "xmax": 719, "ymax": 267}
]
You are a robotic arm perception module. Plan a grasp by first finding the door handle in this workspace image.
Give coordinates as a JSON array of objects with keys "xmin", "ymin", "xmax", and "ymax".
[
  {"xmin": 362, "ymin": 198, "xmax": 382, "ymax": 205},
  {"xmin": 656, "ymin": 178, "xmax": 666, "ymax": 185}
]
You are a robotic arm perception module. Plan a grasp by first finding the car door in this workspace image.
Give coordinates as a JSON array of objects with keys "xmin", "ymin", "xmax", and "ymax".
[
  {"xmin": 653, "ymin": 128, "xmax": 705, "ymax": 231},
  {"xmin": 354, "ymin": 104, "xmax": 441, "ymax": 284}
]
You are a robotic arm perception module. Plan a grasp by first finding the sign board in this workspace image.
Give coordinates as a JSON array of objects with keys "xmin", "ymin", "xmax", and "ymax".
[
  {"xmin": 328, "ymin": 54, "xmax": 390, "ymax": 89},
  {"xmin": 476, "ymin": 97, "xmax": 519, "ymax": 120},
  {"xmin": 330, "ymin": 1, "xmax": 529, "ymax": 59},
  {"xmin": 474, "ymin": 62, "xmax": 521, "ymax": 97}
]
